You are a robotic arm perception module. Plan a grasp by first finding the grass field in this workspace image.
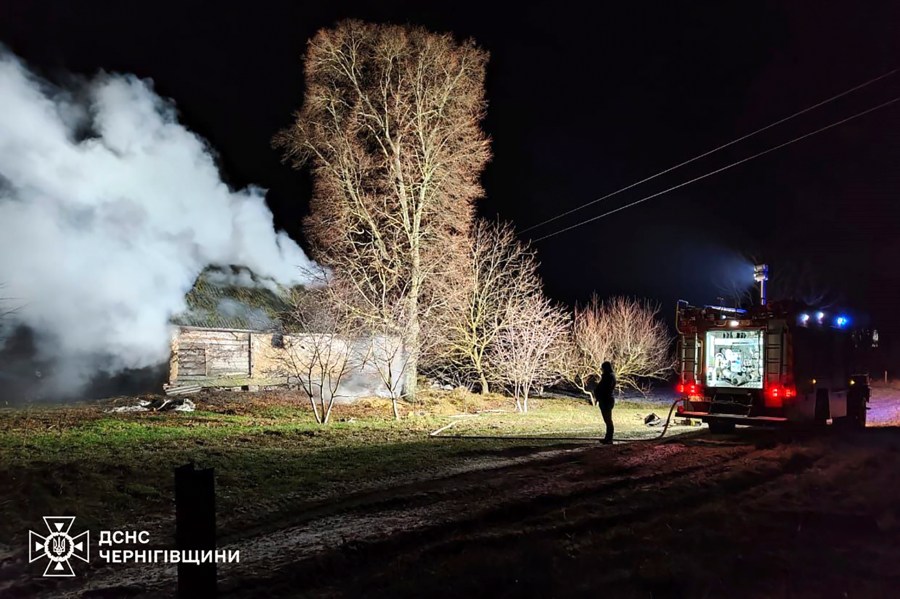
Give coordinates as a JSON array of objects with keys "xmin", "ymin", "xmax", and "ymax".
[{"xmin": 0, "ymin": 388, "xmax": 682, "ymax": 549}]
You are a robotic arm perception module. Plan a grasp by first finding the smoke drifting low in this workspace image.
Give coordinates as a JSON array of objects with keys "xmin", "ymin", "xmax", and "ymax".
[{"xmin": 0, "ymin": 50, "xmax": 315, "ymax": 399}]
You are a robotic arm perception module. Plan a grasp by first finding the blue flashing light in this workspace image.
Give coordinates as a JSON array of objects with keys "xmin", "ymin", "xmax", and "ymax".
[
  {"xmin": 815, "ymin": 311, "xmax": 825, "ymax": 323},
  {"xmin": 705, "ymin": 305, "xmax": 747, "ymax": 314},
  {"xmin": 834, "ymin": 315, "xmax": 850, "ymax": 328},
  {"xmin": 799, "ymin": 313, "xmax": 810, "ymax": 324}
]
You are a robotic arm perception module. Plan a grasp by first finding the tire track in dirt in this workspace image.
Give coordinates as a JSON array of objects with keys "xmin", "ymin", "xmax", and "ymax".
[
  {"xmin": 216, "ymin": 439, "xmax": 777, "ymax": 597},
  {"xmin": 444, "ymin": 445, "xmax": 823, "ymax": 551},
  {"xmin": 37, "ymin": 443, "xmax": 594, "ymax": 598},
  {"xmin": 0, "ymin": 443, "xmax": 575, "ymax": 599},
  {"xmin": 264, "ymin": 440, "xmax": 826, "ymax": 598},
  {"xmin": 54, "ymin": 439, "xmax": 720, "ymax": 596},
  {"xmin": 36, "ymin": 432, "xmax": 808, "ymax": 598}
]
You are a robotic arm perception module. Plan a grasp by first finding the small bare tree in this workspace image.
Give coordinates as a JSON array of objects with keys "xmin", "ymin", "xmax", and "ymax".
[
  {"xmin": 445, "ymin": 220, "xmax": 542, "ymax": 392},
  {"xmin": 309, "ymin": 268, "xmax": 419, "ymax": 421},
  {"xmin": 563, "ymin": 296, "xmax": 673, "ymax": 396},
  {"xmin": 558, "ymin": 297, "xmax": 612, "ymax": 404},
  {"xmin": 281, "ymin": 288, "xmax": 361, "ymax": 425},
  {"xmin": 360, "ymin": 297, "xmax": 415, "ymax": 420},
  {"xmin": 606, "ymin": 297, "xmax": 674, "ymax": 391},
  {"xmin": 489, "ymin": 294, "xmax": 569, "ymax": 413}
]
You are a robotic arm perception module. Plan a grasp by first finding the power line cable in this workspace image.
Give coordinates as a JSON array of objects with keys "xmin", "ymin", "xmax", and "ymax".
[
  {"xmin": 521, "ymin": 68, "xmax": 898, "ymax": 234},
  {"xmin": 532, "ymin": 95, "xmax": 900, "ymax": 243}
]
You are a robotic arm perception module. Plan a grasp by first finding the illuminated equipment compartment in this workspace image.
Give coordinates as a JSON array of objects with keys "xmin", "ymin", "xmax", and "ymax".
[{"xmin": 704, "ymin": 329, "xmax": 764, "ymax": 389}]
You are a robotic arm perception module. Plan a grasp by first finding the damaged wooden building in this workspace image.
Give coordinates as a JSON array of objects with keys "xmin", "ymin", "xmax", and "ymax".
[
  {"xmin": 168, "ymin": 268, "xmax": 404, "ymax": 399},
  {"xmin": 166, "ymin": 326, "xmax": 402, "ymax": 400}
]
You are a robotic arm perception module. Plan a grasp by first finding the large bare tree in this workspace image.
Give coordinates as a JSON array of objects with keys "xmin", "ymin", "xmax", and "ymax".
[
  {"xmin": 562, "ymin": 295, "xmax": 673, "ymax": 396},
  {"xmin": 276, "ymin": 20, "xmax": 491, "ymax": 400},
  {"xmin": 445, "ymin": 220, "xmax": 542, "ymax": 392}
]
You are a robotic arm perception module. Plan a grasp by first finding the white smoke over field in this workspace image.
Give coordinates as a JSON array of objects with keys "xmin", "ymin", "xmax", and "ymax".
[{"xmin": 0, "ymin": 50, "xmax": 315, "ymax": 399}]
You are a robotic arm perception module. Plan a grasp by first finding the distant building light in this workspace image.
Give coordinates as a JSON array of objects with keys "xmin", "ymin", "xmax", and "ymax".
[{"xmin": 728, "ymin": 320, "xmax": 740, "ymax": 328}]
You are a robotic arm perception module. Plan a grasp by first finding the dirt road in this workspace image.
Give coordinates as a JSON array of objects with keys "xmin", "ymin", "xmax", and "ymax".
[
  {"xmin": 15, "ymin": 390, "xmax": 900, "ymax": 598},
  {"xmin": 214, "ymin": 431, "xmax": 900, "ymax": 599},
  {"xmin": 226, "ymin": 389, "xmax": 900, "ymax": 598}
]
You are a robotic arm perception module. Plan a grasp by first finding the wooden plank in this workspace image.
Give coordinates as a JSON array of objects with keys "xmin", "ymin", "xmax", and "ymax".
[
  {"xmin": 206, "ymin": 335, "xmax": 250, "ymax": 376},
  {"xmin": 179, "ymin": 358, "xmax": 207, "ymax": 366},
  {"xmin": 204, "ymin": 351, "xmax": 246, "ymax": 359},
  {"xmin": 166, "ymin": 385, "xmax": 202, "ymax": 396},
  {"xmin": 179, "ymin": 326, "xmax": 258, "ymax": 334},
  {"xmin": 180, "ymin": 368, "xmax": 207, "ymax": 376},
  {"xmin": 205, "ymin": 345, "xmax": 247, "ymax": 353},
  {"xmin": 205, "ymin": 359, "xmax": 247, "ymax": 367},
  {"xmin": 178, "ymin": 348, "xmax": 207, "ymax": 377},
  {"xmin": 180, "ymin": 355, "xmax": 207, "ymax": 362},
  {"xmin": 180, "ymin": 357, "xmax": 207, "ymax": 364},
  {"xmin": 177, "ymin": 334, "xmax": 250, "ymax": 384},
  {"xmin": 179, "ymin": 332, "xmax": 250, "ymax": 343},
  {"xmin": 208, "ymin": 365, "xmax": 250, "ymax": 376},
  {"xmin": 179, "ymin": 365, "xmax": 206, "ymax": 372},
  {"xmin": 204, "ymin": 357, "xmax": 247, "ymax": 363}
]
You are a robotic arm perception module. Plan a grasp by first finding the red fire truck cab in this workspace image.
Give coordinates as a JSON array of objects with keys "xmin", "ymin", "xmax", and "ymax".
[{"xmin": 675, "ymin": 300, "xmax": 869, "ymax": 433}]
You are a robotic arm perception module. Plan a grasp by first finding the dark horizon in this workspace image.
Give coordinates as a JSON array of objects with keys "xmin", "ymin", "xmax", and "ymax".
[{"xmin": 2, "ymin": 0, "xmax": 899, "ymax": 334}]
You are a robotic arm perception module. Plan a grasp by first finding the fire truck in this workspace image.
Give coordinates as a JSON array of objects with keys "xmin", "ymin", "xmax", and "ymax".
[{"xmin": 674, "ymin": 265, "xmax": 869, "ymax": 432}]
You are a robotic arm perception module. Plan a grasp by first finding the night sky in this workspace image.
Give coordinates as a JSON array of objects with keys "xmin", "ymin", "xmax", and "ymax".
[{"xmin": 2, "ymin": 1, "xmax": 899, "ymax": 331}]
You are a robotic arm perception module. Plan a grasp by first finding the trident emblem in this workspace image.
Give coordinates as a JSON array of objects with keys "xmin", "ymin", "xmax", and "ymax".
[{"xmin": 28, "ymin": 516, "xmax": 90, "ymax": 577}]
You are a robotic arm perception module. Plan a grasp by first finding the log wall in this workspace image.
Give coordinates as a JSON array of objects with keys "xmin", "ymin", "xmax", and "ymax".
[{"xmin": 168, "ymin": 327, "xmax": 405, "ymax": 402}]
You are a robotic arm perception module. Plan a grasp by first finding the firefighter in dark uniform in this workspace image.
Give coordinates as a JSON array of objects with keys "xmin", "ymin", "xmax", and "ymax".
[{"xmin": 595, "ymin": 361, "xmax": 616, "ymax": 444}]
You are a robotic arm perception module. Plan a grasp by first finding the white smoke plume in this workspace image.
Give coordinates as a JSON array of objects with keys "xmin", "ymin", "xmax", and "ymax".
[{"xmin": 0, "ymin": 49, "xmax": 316, "ymax": 398}]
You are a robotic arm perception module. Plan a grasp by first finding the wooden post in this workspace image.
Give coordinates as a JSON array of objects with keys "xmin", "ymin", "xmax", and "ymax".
[{"xmin": 175, "ymin": 463, "xmax": 216, "ymax": 597}]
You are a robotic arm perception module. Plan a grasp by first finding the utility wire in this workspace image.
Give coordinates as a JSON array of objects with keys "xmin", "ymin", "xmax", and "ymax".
[
  {"xmin": 532, "ymin": 95, "xmax": 900, "ymax": 243},
  {"xmin": 521, "ymin": 68, "xmax": 898, "ymax": 234}
]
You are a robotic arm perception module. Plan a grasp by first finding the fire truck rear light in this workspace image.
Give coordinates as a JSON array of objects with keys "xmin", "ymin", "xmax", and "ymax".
[
  {"xmin": 764, "ymin": 383, "xmax": 796, "ymax": 407},
  {"xmin": 676, "ymin": 382, "xmax": 702, "ymax": 396}
]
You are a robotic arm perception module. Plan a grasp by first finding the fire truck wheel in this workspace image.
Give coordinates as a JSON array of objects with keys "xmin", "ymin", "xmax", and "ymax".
[{"xmin": 708, "ymin": 420, "xmax": 736, "ymax": 434}]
